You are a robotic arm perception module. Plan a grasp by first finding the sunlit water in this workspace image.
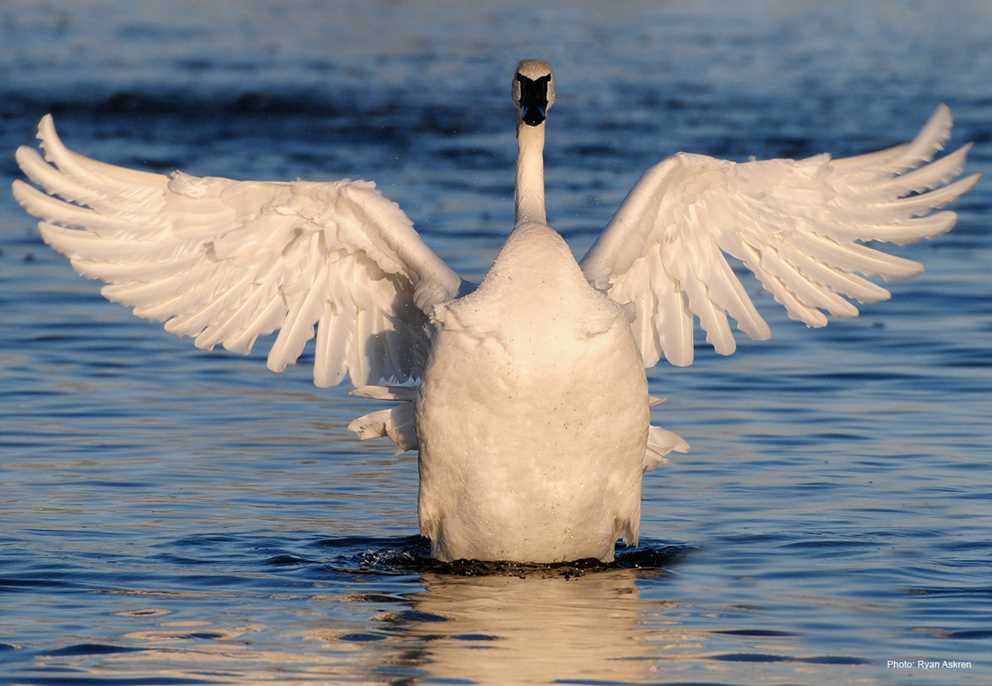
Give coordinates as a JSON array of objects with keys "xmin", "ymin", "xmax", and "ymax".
[{"xmin": 1, "ymin": 1, "xmax": 990, "ymax": 684}]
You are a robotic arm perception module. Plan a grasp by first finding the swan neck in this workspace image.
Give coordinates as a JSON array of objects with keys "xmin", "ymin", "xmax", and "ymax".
[{"xmin": 515, "ymin": 121, "xmax": 547, "ymax": 225}]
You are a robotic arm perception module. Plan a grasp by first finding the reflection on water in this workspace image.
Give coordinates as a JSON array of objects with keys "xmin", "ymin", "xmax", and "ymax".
[
  {"xmin": 10, "ymin": 554, "xmax": 869, "ymax": 684},
  {"xmin": 2, "ymin": 0, "xmax": 991, "ymax": 684},
  {"xmin": 20, "ymin": 566, "xmax": 701, "ymax": 685},
  {"xmin": 381, "ymin": 570, "xmax": 663, "ymax": 684}
]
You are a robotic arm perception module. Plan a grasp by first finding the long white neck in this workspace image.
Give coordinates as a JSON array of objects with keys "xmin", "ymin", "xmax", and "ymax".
[{"xmin": 515, "ymin": 121, "xmax": 547, "ymax": 225}]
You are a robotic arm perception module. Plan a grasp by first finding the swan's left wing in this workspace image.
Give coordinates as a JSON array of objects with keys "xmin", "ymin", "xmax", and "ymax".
[
  {"xmin": 580, "ymin": 105, "xmax": 979, "ymax": 367},
  {"xmin": 13, "ymin": 115, "xmax": 463, "ymax": 387}
]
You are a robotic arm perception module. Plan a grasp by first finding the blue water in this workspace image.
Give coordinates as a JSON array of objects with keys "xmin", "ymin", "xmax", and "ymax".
[{"xmin": 1, "ymin": 1, "xmax": 990, "ymax": 684}]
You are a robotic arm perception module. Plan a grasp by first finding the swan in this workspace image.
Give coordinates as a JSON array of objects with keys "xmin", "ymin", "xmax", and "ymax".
[{"xmin": 12, "ymin": 59, "xmax": 979, "ymax": 563}]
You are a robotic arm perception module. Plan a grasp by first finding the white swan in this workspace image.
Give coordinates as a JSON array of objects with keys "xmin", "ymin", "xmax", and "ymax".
[{"xmin": 13, "ymin": 59, "xmax": 979, "ymax": 563}]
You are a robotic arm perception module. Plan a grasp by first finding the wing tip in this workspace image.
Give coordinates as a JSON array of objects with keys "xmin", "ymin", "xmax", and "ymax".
[
  {"xmin": 891, "ymin": 260, "xmax": 925, "ymax": 280},
  {"xmin": 931, "ymin": 103, "xmax": 953, "ymax": 140},
  {"xmin": 37, "ymin": 113, "xmax": 57, "ymax": 148},
  {"xmin": 749, "ymin": 321, "xmax": 772, "ymax": 342},
  {"xmin": 266, "ymin": 355, "xmax": 290, "ymax": 375},
  {"xmin": 666, "ymin": 355, "xmax": 693, "ymax": 368},
  {"xmin": 14, "ymin": 145, "xmax": 37, "ymax": 172},
  {"xmin": 11, "ymin": 178, "xmax": 42, "ymax": 216},
  {"xmin": 713, "ymin": 339, "xmax": 737, "ymax": 356},
  {"xmin": 960, "ymin": 172, "xmax": 982, "ymax": 195},
  {"xmin": 10, "ymin": 177, "xmax": 28, "ymax": 199}
]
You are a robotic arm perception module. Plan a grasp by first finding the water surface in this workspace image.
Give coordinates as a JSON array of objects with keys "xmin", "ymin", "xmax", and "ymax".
[{"xmin": 1, "ymin": 1, "xmax": 990, "ymax": 684}]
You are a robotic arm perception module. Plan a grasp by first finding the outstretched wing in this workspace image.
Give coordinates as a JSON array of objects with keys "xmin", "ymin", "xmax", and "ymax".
[
  {"xmin": 581, "ymin": 105, "xmax": 980, "ymax": 367},
  {"xmin": 14, "ymin": 114, "xmax": 463, "ymax": 387}
]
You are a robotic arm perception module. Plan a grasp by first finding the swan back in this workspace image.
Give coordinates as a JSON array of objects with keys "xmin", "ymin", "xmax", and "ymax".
[
  {"xmin": 418, "ymin": 222, "xmax": 649, "ymax": 562},
  {"xmin": 436, "ymin": 223, "xmax": 622, "ymax": 347}
]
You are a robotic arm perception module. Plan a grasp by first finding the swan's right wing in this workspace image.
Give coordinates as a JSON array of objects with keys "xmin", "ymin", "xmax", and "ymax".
[
  {"xmin": 14, "ymin": 114, "xmax": 464, "ymax": 387},
  {"xmin": 581, "ymin": 105, "xmax": 979, "ymax": 367}
]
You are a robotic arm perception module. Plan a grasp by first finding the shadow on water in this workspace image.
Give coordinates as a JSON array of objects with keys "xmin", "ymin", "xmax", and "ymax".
[{"xmin": 313, "ymin": 534, "xmax": 696, "ymax": 579}]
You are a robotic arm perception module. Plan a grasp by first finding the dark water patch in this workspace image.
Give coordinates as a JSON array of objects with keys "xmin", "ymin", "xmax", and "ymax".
[
  {"xmin": 709, "ymin": 652, "xmax": 870, "ymax": 665},
  {"xmin": 942, "ymin": 629, "xmax": 992, "ymax": 639},
  {"xmin": 810, "ymin": 431, "xmax": 869, "ymax": 442},
  {"xmin": 709, "ymin": 652, "xmax": 788, "ymax": 662},
  {"xmin": 347, "ymin": 592, "xmax": 409, "ymax": 604},
  {"xmin": 393, "ymin": 610, "xmax": 447, "ymax": 624},
  {"xmin": 799, "ymin": 656, "xmax": 872, "ymax": 665},
  {"xmin": 435, "ymin": 146, "xmax": 500, "ymax": 165},
  {"xmin": 1, "ymin": 90, "xmax": 346, "ymax": 119},
  {"xmin": 2, "ymin": 92, "xmax": 499, "ymax": 158},
  {"xmin": 907, "ymin": 586, "xmax": 992, "ymax": 598},
  {"xmin": 167, "ymin": 534, "xmax": 241, "ymax": 548},
  {"xmin": 0, "ymin": 642, "xmax": 17, "ymax": 651},
  {"xmin": 0, "ymin": 576, "xmax": 85, "ymax": 591},
  {"xmin": 264, "ymin": 554, "xmax": 315, "ymax": 566},
  {"xmin": 319, "ymin": 535, "xmax": 693, "ymax": 578},
  {"xmin": 44, "ymin": 643, "xmax": 144, "ymax": 656},
  {"xmin": 311, "ymin": 534, "xmax": 414, "ymax": 550},
  {"xmin": 452, "ymin": 633, "xmax": 499, "ymax": 641},
  {"xmin": 24, "ymin": 528, "xmax": 129, "ymax": 539},
  {"xmin": 339, "ymin": 632, "xmax": 388, "ymax": 642},
  {"xmin": 72, "ymin": 480, "xmax": 152, "ymax": 489},
  {"xmin": 566, "ymin": 143, "xmax": 624, "ymax": 158},
  {"xmin": 937, "ymin": 540, "xmax": 992, "ymax": 553},
  {"xmin": 711, "ymin": 629, "xmax": 799, "ymax": 637}
]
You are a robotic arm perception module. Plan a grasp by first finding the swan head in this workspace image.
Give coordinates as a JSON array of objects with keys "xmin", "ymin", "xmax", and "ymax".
[{"xmin": 512, "ymin": 59, "xmax": 555, "ymax": 127}]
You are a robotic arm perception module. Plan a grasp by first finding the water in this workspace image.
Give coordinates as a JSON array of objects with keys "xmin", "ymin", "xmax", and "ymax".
[{"xmin": 1, "ymin": 1, "xmax": 990, "ymax": 683}]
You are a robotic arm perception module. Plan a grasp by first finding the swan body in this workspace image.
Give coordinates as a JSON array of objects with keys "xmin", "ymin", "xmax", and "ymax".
[
  {"xmin": 419, "ymin": 222, "xmax": 648, "ymax": 561},
  {"xmin": 12, "ymin": 59, "xmax": 979, "ymax": 563}
]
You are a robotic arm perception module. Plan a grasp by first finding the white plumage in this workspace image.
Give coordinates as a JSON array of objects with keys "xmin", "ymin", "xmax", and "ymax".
[
  {"xmin": 13, "ymin": 60, "xmax": 978, "ymax": 563},
  {"xmin": 14, "ymin": 115, "xmax": 461, "ymax": 388},
  {"xmin": 582, "ymin": 106, "xmax": 978, "ymax": 367}
]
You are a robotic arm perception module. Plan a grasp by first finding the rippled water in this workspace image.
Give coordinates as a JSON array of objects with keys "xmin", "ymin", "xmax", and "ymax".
[{"xmin": 1, "ymin": 1, "xmax": 990, "ymax": 684}]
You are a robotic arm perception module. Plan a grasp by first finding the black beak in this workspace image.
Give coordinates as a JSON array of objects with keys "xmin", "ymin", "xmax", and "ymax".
[{"xmin": 517, "ymin": 73, "xmax": 550, "ymax": 127}]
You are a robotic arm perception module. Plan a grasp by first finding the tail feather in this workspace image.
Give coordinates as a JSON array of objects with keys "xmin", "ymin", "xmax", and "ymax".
[
  {"xmin": 348, "ymin": 402, "xmax": 418, "ymax": 452},
  {"xmin": 644, "ymin": 424, "xmax": 689, "ymax": 472}
]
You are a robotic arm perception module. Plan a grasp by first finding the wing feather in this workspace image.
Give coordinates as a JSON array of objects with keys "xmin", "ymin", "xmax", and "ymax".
[
  {"xmin": 870, "ymin": 144, "xmax": 971, "ymax": 196},
  {"xmin": 876, "ymin": 104, "xmax": 952, "ymax": 174},
  {"xmin": 14, "ymin": 115, "xmax": 462, "ymax": 387},
  {"xmin": 582, "ymin": 105, "xmax": 977, "ymax": 366},
  {"xmin": 37, "ymin": 113, "xmax": 166, "ymax": 190},
  {"xmin": 871, "ymin": 173, "xmax": 980, "ymax": 216},
  {"xmin": 38, "ymin": 221, "xmax": 179, "ymax": 261}
]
